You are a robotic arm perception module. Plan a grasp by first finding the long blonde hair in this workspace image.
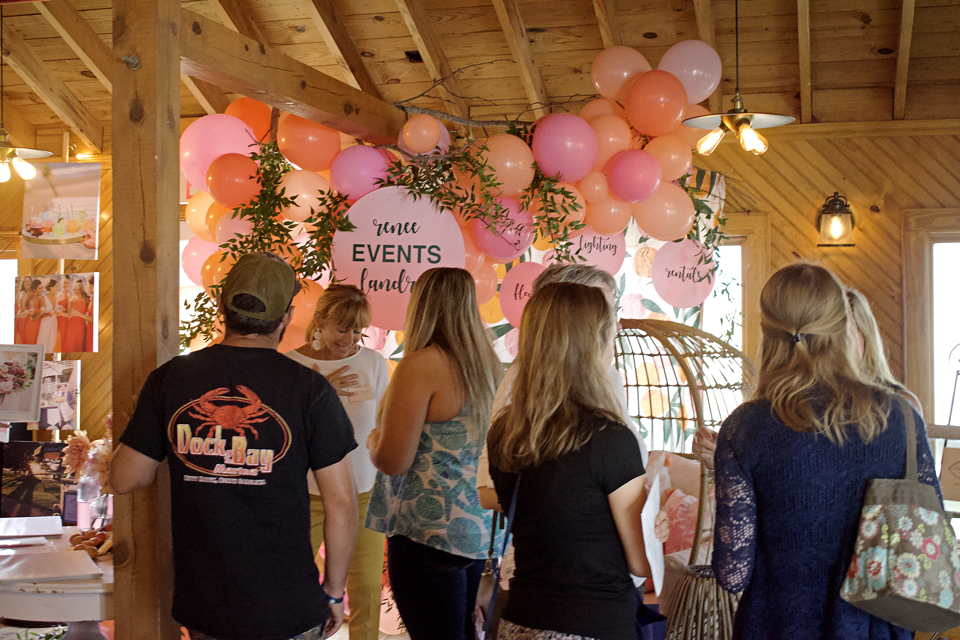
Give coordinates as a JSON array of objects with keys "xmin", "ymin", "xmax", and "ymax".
[
  {"xmin": 402, "ymin": 267, "xmax": 502, "ymax": 428},
  {"xmin": 305, "ymin": 284, "xmax": 372, "ymax": 341},
  {"xmin": 488, "ymin": 282, "xmax": 623, "ymax": 473},
  {"xmin": 756, "ymin": 263, "xmax": 890, "ymax": 443},
  {"xmin": 846, "ymin": 289, "xmax": 907, "ymax": 393}
]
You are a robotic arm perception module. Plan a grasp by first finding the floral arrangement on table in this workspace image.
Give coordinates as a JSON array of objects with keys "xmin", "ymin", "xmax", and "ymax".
[
  {"xmin": 0, "ymin": 357, "xmax": 35, "ymax": 398},
  {"xmin": 63, "ymin": 413, "xmax": 113, "ymax": 494}
]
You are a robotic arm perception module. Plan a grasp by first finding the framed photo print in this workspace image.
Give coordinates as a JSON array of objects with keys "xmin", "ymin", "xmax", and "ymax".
[{"xmin": 0, "ymin": 344, "xmax": 43, "ymax": 422}]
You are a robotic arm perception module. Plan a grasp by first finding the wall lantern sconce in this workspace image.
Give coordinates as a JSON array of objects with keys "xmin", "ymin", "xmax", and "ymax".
[{"xmin": 817, "ymin": 192, "xmax": 855, "ymax": 247}]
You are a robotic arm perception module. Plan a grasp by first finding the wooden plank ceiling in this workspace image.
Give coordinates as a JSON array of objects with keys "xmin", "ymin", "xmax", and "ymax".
[{"xmin": 0, "ymin": 0, "xmax": 956, "ymax": 155}]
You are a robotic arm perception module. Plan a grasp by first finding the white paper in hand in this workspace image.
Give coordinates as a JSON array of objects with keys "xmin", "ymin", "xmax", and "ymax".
[{"xmin": 641, "ymin": 474, "xmax": 665, "ymax": 595}]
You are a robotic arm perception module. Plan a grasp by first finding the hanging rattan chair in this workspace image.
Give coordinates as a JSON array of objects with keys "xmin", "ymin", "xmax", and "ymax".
[{"xmin": 614, "ymin": 318, "xmax": 756, "ymax": 640}]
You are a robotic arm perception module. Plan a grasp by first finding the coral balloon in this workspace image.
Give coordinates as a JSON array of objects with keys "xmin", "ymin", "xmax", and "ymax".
[
  {"xmin": 675, "ymin": 104, "xmax": 712, "ymax": 149},
  {"xmin": 201, "ymin": 251, "xmax": 230, "ymax": 297},
  {"xmin": 625, "ymin": 71, "xmax": 688, "ymax": 137},
  {"xmin": 180, "ymin": 114, "xmax": 257, "ymax": 192},
  {"xmin": 473, "ymin": 262, "xmax": 498, "ymax": 305},
  {"xmin": 278, "ymin": 323, "xmax": 308, "ymax": 353},
  {"xmin": 591, "ymin": 46, "xmax": 652, "ymax": 99},
  {"xmin": 205, "ymin": 202, "xmax": 232, "ymax": 242},
  {"xmin": 643, "ymin": 134, "xmax": 693, "ymax": 181},
  {"xmin": 225, "ymin": 97, "xmax": 272, "ymax": 143},
  {"xmin": 214, "ymin": 213, "xmax": 254, "ymax": 245},
  {"xmin": 181, "ymin": 235, "xmax": 218, "ymax": 286},
  {"xmin": 657, "ymin": 40, "xmax": 722, "ymax": 105},
  {"xmin": 472, "ymin": 198, "xmax": 535, "ymax": 263},
  {"xmin": 279, "ymin": 170, "xmax": 332, "ymax": 222},
  {"xmin": 578, "ymin": 170, "xmax": 609, "ymax": 203},
  {"xmin": 329, "ymin": 145, "xmax": 388, "ymax": 200},
  {"xmin": 579, "ymin": 98, "xmax": 625, "ymax": 122},
  {"xmin": 206, "ymin": 153, "xmax": 260, "ymax": 208},
  {"xmin": 462, "ymin": 226, "xmax": 485, "ymax": 274},
  {"xmin": 585, "ymin": 195, "xmax": 632, "ymax": 236},
  {"xmin": 590, "ymin": 114, "xmax": 633, "ymax": 171},
  {"xmin": 278, "ymin": 115, "xmax": 341, "ymax": 171},
  {"xmin": 532, "ymin": 113, "xmax": 597, "ymax": 183},
  {"xmin": 604, "ymin": 149, "xmax": 662, "ymax": 203},
  {"xmin": 631, "ymin": 182, "xmax": 696, "ymax": 242},
  {"xmin": 185, "ymin": 191, "xmax": 216, "ymax": 243},
  {"xmin": 400, "ymin": 114, "xmax": 442, "ymax": 154},
  {"xmin": 292, "ymin": 279, "xmax": 324, "ymax": 328},
  {"xmin": 484, "ymin": 133, "xmax": 535, "ymax": 197}
]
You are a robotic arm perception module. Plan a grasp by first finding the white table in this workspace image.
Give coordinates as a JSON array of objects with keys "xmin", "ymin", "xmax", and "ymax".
[{"xmin": 0, "ymin": 527, "xmax": 112, "ymax": 639}]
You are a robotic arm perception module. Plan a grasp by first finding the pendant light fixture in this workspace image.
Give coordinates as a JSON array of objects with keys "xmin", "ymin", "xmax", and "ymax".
[
  {"xmin": 0, "ymin": 5, "xmax": 52, "ymax": 183},
  {"xmin": 681, "ymin": 0, "xmax": 794, "ymax": 155}
]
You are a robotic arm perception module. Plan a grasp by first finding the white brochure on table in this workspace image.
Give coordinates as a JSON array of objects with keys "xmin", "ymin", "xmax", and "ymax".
[{"xmin": 641, "ymin": 474, "xmax": 665, "ymax": 595}]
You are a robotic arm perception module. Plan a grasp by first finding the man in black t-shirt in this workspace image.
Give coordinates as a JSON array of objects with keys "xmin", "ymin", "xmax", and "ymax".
[{"xmin": 111, "ymin": 252, "xmax": 359, "ymax": 640}]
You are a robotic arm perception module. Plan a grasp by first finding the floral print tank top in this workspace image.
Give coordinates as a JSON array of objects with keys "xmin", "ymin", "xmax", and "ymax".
[{"xmin": 365, "ymin": 402, "xmax": 495, "ymax": 559}]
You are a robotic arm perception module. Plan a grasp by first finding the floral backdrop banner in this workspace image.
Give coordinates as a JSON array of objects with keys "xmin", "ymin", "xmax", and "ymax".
[{"xmin": 0, "ymin": 344, "xmax": 42, "ymax": 422}]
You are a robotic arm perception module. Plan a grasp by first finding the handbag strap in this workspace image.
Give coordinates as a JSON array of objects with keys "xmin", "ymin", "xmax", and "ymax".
[{"xmin": 897, "ymin": 395, "xmax": 918, "ymax": 482}]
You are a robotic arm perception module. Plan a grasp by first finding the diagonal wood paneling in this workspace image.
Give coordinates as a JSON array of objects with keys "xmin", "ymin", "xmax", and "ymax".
[{"xmin": 696, "ymin": 133, "xmax": 960, "ymax": 382}]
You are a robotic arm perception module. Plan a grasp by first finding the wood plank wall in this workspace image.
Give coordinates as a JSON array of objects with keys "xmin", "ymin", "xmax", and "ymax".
[{"xmin": 696, "ymin": 133, "xmax": 960, "ymax": 381}]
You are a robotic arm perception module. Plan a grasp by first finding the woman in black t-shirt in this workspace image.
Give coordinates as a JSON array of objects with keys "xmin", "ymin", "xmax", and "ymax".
[{"xmin": 487, "ymin": 282, "xmax": 652, "ymax": 640}]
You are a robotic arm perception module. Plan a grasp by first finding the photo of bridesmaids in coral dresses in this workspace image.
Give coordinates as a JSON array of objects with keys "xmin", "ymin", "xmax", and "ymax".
[{"xmin": 13, "ymin": 273, "xmax": 99, "ymax": 353}]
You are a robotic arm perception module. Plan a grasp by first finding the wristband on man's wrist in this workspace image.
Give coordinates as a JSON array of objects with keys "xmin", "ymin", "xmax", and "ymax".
[{"xmin": 321, "ymin": 583, "xmax": 344, "ymax": 605}]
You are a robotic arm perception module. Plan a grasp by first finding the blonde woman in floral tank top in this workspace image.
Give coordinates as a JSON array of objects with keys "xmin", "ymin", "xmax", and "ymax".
[{"xmin": 366, "ymin": 267, "xmax": 503, "ymax": 640}]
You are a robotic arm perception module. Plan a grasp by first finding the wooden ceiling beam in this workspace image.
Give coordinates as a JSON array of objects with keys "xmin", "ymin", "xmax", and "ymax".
[
  {"xmin": 797, "ymin": 0, "xmax": 812, "ymax": 124},
  {"xmin": 179, "ymin": 10, "xmax": 404, "ymax": 144},
  {"xmin": 491, "ymin": 0, "xmax": 547, "ymax": 119},
  {"xmin": 305, "ymin": 0, "xmax": 382, "ymax": 99},
  {"xmin": 1, "ymin": 105, "xmax": 39, "ymax": 151},
  {"xmin": 36, "ymin": 0, "xmax": 116, "ymax": 94},
  {"xmin": 180, "ymin": 73, "xmax": 230, "ymax": 114},
  {"xmin": 765, "ymin": 118, "xmax": 960, "ymax": 141},
  {"xmin": 393, "ymin": 0, "xmax": 470, "ymax": 122},
  {"xmin": 592, "ymin": 0, "xmax": 621, "ymax": 49},
  {"xmin": 207, "ymin": 0, "xmax": 269, "ymax": 46},
  {"xmin": 894, "ymin": 0, "xmax": 916, "ymax": 121},
  {"xmin": 1, "ymin": 19, "xmax": 103, "ymax": 152},
  {"xmin": 693, "ymin": 0, "xmax": 720, "ymax": 113}
]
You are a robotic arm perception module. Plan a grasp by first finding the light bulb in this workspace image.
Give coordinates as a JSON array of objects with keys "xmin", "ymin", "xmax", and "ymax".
[
  {"xmin": 0, "ymin": 162, "xmax": 10, "ymax": 183},
  {"xmin": 829, "ymin": 216, "xmax": 844, "ymax": 240},
  {"xmin": 737, "ymin": 123, "xmax": 768, "ymax": 155},
  {"xmin": 12, "ymin": 157, "xmax": 36, "ymax": 180},
  {"xmin": 696, "ymin": 128, "xmax": 726, "ymax": 156}
]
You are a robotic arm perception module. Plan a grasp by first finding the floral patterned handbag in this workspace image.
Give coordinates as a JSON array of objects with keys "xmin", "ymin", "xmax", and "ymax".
[{"xmin": 840, "ymin": 396, "xmax": 960, "ymax": 633}]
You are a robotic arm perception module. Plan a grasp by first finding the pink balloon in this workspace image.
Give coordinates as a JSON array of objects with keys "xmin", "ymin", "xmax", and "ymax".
[
  {"xmin": 543, "ymin": 227, "xmax": 625, "ymax": 276},
  {"xmin": 182, "ymin": 235, "xmax": 218, "ymax": 286},
  {"xmin": 532, "ymin": 113, "xmax": 598, "ymax": 183},
  {"xmin": 590, "ymin": 115, "xmax": 633, "ymax": 171},
  {"xmin": 279, "ymin": 170, "xmax": 333, "ymax": 222},
  {"xmin": 591, "ymin": 46, "xmax": 652, "ymax": 99},
  {"xmin": 657, "ymin": 40, "xmax": 722, "ymax": 105},
  {"xmin": 329, "ymin": 145, "xmax": 389, "ymax": 200},
  {"xmin": 631, "ymin": 182, "xmax": 696, "ymax": 242},
  {"xmin": 180, "ymin": 114, "xmax": 257, "ymax": 193},
  {"xmin": 651, "ymin": 239, "xmax": 717, "ymax": 308},
  {"xmin": 643, "ymin": 134, "xmax": 693, "ymax": 181},
  {"xmin": 330, "ymin": 186, "xmax": 466, "ymax": 330},
  {"xmin": 214, "ymin": 214, "xmax": 254, "ymax": 245},
  {"xmin": 472, "ymin": 198, "xmax": 535, "ymax": 263},
  {"xmin": 625, "ymin": 71, "xmax": 688, "ymax": 137},
  {"xmin": 500, "ymin": 261, "xmax": 545, "ymax": 327},
  {"xmin": 604, "ymin": 149, "xmax": 662, "ymax": 203}
]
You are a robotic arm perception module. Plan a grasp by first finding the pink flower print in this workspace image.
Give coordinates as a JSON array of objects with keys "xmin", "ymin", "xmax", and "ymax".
[{"xmin": 923, "ymin": 537, "xmax": 941, "ymax": 560}]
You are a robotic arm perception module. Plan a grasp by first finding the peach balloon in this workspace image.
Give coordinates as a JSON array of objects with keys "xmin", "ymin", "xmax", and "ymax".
[
  {"xmin": 675, "ymin": 104, "xmax": 711, "ymax": 149},
  {"xmin": 401, "ymin": 114, "xmax": 442, "ymax": 154},
  {"xmin": 591, "ymin": 46, "xmax": 652, "ymax": 99},
  {"xmin": 590, "ymin": 114, "xmax": 633, "ymax": 171},
  {"xmin": 291, "ymin": 279, "xmax": 324, "ymax": 328},
  {"xmin": 212, "ymin": 252, "xmax": 239, "ymax": 289},
  {"xmin": 462, "ymin": 226, "xmax": 485, "ymax": 274},
  {"xmin": 205, "ymin": 202, "xmax": 232, "ymax": 244},
  {"xmin": 201, "ymin": 251, "xmax": 229, "ymax": 297},
  {"xmin": 278, "ymin": 115, "xmax": 341, "ymax": 171},
  {"xmin": 278, "ymin": 323, "xmax": 308, "ymax": 353},
  {"xmin": 225, "ymin": 97, "xmax": 272, "ymax": 143},
  {"xmin": 484, "ymin": 133, "xmax": 535, "ymax": 197},
  {"xmin": 625, "ymin": 71, "xmax": 688, "ymax": 137},
  {"xmin": 186, "ymin": 191, "xmax": 216, "ymax": 243},
  {"xmin": 585, "ymin": 195, "xmax": 632, "ymax": 235},
  {"xmin": 579, "ymin": 98, "xmax": 625, "ymax": 122},
  {"xmin": 279, "ymin": 170, "xmax": 332, "ymax": 222},
  {"xmin": 578, "ymin": 170, "xmax": 610, "ymax": 203},
  {"xmin": 554, "ymin": 183, "xmax": 587, "ymax": 233},
  {"xmin": 631, "ymin": 182, "xmax": 696, "ymax": 242},
  {"xmin": 473, "ymin": 262, "xmax": 498, "ymax": 305},
  {"xmin": 643, "ymin": 134, "xmax": 693, "ymax": 181}
]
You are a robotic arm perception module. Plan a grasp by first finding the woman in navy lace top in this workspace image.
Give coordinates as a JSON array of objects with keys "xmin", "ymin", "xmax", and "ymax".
[{"xmin": 712, "ymin": 263, "xmax": 941, "ymax": 640}]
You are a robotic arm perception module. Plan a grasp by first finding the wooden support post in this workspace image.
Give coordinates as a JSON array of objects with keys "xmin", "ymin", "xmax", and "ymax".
[{"xmin": 111, "ymin": 0, "xmax": 181, "ymax": 637}]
